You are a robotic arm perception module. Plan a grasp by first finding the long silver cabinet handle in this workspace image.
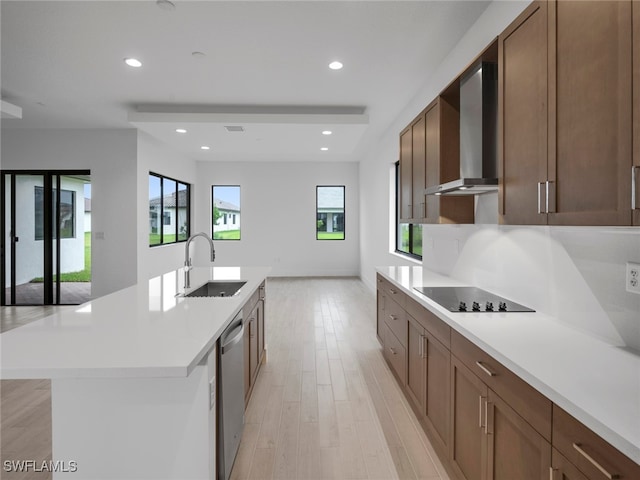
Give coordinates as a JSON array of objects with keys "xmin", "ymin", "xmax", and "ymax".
[
  {"xmin": 538, "ymin": 182, "xmax": 545, "ymax": 214},
  {"xmin": 475, "ymin": 361, "xmax": 496, "ymax": 377},
  {"xmin": 549, "ymin": 467, "xmax": 557, "ymax": 480},
  {"xmin": 546, "ymin": 181, "xmax": 556, "ymax": 213},
  {"xmin": 484, "ymin": 400, "xmax": 489, "ymax": 434},
  {"xmin": 633, "ymin": 166, "xmax": 639, "ymax": 210},
  {"xmin": 572, "ymin": 443, "xmax": 618, "ymax": 479},
  {"xmin": 478, "ymin": 395, "xmax": 484, "ymax": 428}
]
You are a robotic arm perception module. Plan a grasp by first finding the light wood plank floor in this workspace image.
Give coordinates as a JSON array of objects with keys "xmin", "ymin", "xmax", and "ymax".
[{"xmin": 0, "ymin": 278, "xmax": 448, "ymax": 480}]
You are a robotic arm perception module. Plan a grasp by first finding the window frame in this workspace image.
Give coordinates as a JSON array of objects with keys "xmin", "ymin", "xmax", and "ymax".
[
  {"xmin": 148, "ymin": 172, "xmax": 191, "ymax": 247},
  {"xmin": 34, "ymin": 186, "xmax": 76, "ymax": 240},
  {"xmin": 212, "ymin": 185, "xmax": 241, "ymax": 241},
  {"xmin": 395, "ymin": 162, "xmax": 422, "ymax": 260},
  {"xmin": 316, "ymin": 185, "xmax": 345, "ymax": 241}
]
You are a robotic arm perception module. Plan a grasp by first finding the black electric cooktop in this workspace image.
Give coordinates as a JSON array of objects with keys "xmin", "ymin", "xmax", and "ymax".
[{"xmin": 413, "ymin": 286, "xmax": 535, "ymax": 313}]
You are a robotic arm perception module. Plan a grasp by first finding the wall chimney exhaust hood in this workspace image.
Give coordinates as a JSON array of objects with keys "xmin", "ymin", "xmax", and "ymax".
[{"xmin": 425, "ymin": 62, "xmax": 498, "ymax": 196}]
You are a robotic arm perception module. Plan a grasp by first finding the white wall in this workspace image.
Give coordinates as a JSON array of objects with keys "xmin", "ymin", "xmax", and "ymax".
[
  {"xmin": 136, "ymin": 131, "xmax": 198, "ymax": 281},
  {"xmin": 194, "ymin": 161, "xmax": 360, "ymax": 277},
  {"xmin": 359, "ymin": 0, "xmax": 640, "ymax": 351},
  {"xmin": 359, "ymin": 0, "xmax": 530, "ymax": 290},
  {"xmin": 1, "ymin": 129, "xmax": 138, "ymax": 298}
]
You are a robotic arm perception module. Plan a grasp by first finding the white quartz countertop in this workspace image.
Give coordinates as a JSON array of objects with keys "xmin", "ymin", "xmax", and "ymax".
[
  {"xmin": 376, "ymin": 266, "xmax": 640, "ymax": 466},
  {"xmin": 0, "ymin": 266, "xmax": 270, "ymax": 379}
]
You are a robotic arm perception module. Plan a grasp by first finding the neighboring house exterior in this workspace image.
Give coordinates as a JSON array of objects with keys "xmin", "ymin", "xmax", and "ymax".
[
  {"xmin": 5, "ymin": 176, "xmax": 85, "ymax": 285},
  {"xmin": 213, "ymin": 198, "xmax": 240, "ymax": 232},
  {"xmin": 317, "ymin": 187, "xmax": 345, "ymax": 234},
  {"xmin": 149, "ymin": 190, "xmax": 189, "ymax": 238}
]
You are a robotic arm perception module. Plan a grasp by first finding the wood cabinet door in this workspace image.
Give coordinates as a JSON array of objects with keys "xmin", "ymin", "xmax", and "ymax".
[
  {"xmin": 406, "ymin": 315, "xmax": 426, "ymax": 412},
  {"xmin": 486, "ymin": 389, "xmax": 551, "ymax": 480},
  {"xmin": 376, "ymin": 284, "xmax": 386, "ymax": 345},
  {"xmin": 548, "ymin": 0, "xmax": 632, "ymax": 225},
  {"xmin": 633, "ymin": 0, "xmax": 640, "ymax": 226},
  {"xmin": 244, "ymin": 318, "xmax": 251, "ymax": 403},
  {"xmin": 400, "ymin": 127, "xmax": 413, "ymax": 222},
  {"xmin": 424, "ymin": 333, "xmax": 450, "ymax": 455},
  {"xmin": 412, "ymin": 115, "xmax": 427, "ymax": 222},
  {"xmin": 424, "ymin": 101, "xmax": 441, "ymax": 224},
  {"xmin": 257, "ymin": 299, "xmax": 265, "ymax": 364},
  {"xmin": 450, "ymin": 356, "xmax": 488, "ymax": 480},
  {"xmin": 551, "ymin": 448, "xmax": 589, "ymax": 480},
  {"xmin": 248, "ymin": 308, "xmax": 259, "ymax": 383},
  {"xmin": 498, "ymin": 0, "xmax": 548, "ymax": 225}
]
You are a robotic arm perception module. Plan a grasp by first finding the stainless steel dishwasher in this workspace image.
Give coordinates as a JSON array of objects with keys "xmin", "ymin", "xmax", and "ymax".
[{"xmin": 218, "ymin": 312, "xmax": 245, "ymax": 480}]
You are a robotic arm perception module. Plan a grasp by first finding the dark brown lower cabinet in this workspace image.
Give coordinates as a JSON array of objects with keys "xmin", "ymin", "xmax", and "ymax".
[
  {"xmin": 376, "ymin": 287, "xmax": 385, "ymax": 344},
  {"xmin": 424, "ymin": 332, "xmax": 450, "ymax": 455},
  {"xmin": 451, "ymin": 356, "xmax": 488, "ymax": 480},
  {"xmin": 244, "ymin": 282, "xmax": 266, "ymax": 405},
  {"xmin": 451, "ymin": 356, "xmax": 551, "ymax": 480},
  {"xmin": 406, "ymin": 311, "xmax": 451, "ymax": 460},
  {"xmin": 551, "ymin": 448, "xmax": 588, "ymax": 480},
  {"xmin": 406, "ymin": 315, "xmax": 426, "ymax": 410},
  {"xmin": 487, "ymin": 389, "xmax": 550, "ymax": 480}
]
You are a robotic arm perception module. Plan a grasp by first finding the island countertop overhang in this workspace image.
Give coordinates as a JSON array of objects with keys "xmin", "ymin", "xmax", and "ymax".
[{"xmin": 0, "ymin": 266, "xmax": 271, "ymax": 380}]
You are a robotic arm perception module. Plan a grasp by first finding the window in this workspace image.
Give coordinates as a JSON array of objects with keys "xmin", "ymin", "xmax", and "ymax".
[
  {"xmin": 35, "ymin": 186, "xmax": 75, "ymax": 240},
  {"xmin": 149, "ymin": 172, "xmax": 191, "ymax": 246},
  {"xmin": 212, "ymin": 185, "xmax": 241, "ymax": 240},
  {"xmin": 395, "ymin": 162, "xmax": 422, "ymax": 259},
  {"xmin": 316, "ymin": 186, "xmax": 345, "ymax": 240}
]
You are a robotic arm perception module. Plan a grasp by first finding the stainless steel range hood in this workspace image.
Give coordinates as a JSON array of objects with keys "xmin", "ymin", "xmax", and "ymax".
[{"xmin": 425, "ymin": 62, "xmax": 498, "ymax": 196}]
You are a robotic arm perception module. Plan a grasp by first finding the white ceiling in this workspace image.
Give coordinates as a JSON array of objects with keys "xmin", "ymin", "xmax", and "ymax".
[{"xmin": 1, "ymin": 0, "xmax": 491, "ymax": 162}]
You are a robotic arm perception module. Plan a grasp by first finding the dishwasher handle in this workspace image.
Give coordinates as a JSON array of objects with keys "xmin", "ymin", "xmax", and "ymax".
[{"xmin": 221, "ymin": 320, "xmax": 244, "ymax": 353}]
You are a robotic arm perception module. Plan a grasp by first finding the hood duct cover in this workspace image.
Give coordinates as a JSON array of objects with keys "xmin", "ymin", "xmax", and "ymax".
[{"xmin": 425, "ymin": 62, "xmax": 498, "ymax": 196}]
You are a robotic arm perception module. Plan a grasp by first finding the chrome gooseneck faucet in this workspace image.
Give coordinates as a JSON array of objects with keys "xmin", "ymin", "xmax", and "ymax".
[{"xmin": 184, "ymin": 232, "xmax": 216, "ymax": 288}]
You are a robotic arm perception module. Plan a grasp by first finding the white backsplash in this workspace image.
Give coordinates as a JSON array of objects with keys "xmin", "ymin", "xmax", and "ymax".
[{"xmin": 422, "ymin": 217, "xmax": 640, "ymax": 351}]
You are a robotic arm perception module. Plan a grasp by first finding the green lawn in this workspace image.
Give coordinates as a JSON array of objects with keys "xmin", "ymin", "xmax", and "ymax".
[
  {"xmin": 32, "ymin": 232, "xmax": 92, "ymax": 283},
  {"xmin": 214, "ymin": 230, "xmax": 241, "ymax": 240},
  {"xmin": 317, "ymin": 231, "xmax": 345, "ymax": 240}
]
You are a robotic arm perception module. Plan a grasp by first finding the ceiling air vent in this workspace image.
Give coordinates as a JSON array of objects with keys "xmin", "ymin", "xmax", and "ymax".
[{"xmin": 224, "ymin": 126, "xmax": 244, "ymax": 132}]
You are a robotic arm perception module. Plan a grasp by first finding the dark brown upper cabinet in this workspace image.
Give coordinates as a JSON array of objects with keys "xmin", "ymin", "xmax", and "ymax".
[
  {"xmin": 633, "ymin": 0, "xmax": 640, "ymax": 226},
  {"xmin": 398, "ymin": 96, "xmax": 474, "ymax": 225},
  {"xmin": 500, "ymin": 0, "xmax": 636, "ymax": 226}
]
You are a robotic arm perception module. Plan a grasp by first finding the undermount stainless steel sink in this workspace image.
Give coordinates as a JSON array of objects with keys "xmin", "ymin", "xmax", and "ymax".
[{"xmin": 184, "ymin": 281, "xmax": 247, "ymax": 298}]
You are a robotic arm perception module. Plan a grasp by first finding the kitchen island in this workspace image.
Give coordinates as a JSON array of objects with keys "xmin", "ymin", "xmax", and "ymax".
[
  {"xmin": 377, "ymin": 266, "xmax": 640, "ymax": 478},
  {"xmin": 0, "ymin": 266, "xmax": 270, "ymax": 479}
]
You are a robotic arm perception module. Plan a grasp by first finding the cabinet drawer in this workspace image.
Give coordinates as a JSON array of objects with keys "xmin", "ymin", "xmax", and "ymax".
[
  {"xmin": 384, "ymin": 297, "xmax": 407, "ymax": 347},
  {"xmin": 553, "ymin": 405, "xmax": 640, "ymax": 479},
  {"xmin": 384, "ymin": 327, "xmax": 407, "ymax": 385},
  {"xmin": 376, "ymin": 274, "xmax": 406, "ymax": 308},
  {"xmin": 451, "ymin": 330, "xmax": 552, "ymax": 441},
  {"xmin": 405, "ymin": 295, "xmax": 450, "ymax": 348}
]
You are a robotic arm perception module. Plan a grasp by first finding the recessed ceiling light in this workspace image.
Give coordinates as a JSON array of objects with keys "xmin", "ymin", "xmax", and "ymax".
[
  {"xmin": 320, "ymin": 147, "xmax": 329, "ymax": 151},
  {"xmin": 192, "ymin": 51, "xmax": 206, "ymax": 59},
  {"xmin": 201, "ymin": 146, "xmax": 210, "ymax": 150},
  {"xmin": 175, "ymin": 128, "xmax": 187, "ymax": 134},
  {"xmin": 328, "ymin": 61, "xmax": 343, "ymax": 70},
  {"xmin": 156, "ymin": 0, "xmax": 176, "ymax": 11},
  {"xmin": 124, "ymin": 58, "xmax": 142, "ymax": 68},
  {"xmin": 322, "ymin": 130, "xmax": 332, "ymax": 135}
]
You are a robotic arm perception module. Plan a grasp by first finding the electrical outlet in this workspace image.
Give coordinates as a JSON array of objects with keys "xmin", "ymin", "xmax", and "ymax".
[{"xmin": 626, "ymin": 262, "xmax": 640, "ymax": 294}]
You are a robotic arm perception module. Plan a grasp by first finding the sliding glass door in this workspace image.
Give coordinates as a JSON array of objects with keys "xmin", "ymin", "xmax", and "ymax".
[{"xmin": 1, "ymin": 171, "xmax": 91, "ymax": 305}]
